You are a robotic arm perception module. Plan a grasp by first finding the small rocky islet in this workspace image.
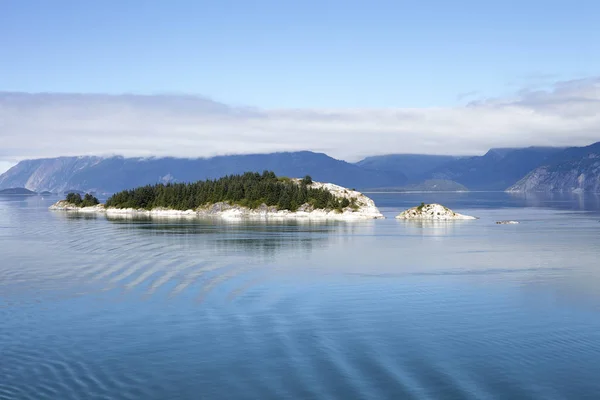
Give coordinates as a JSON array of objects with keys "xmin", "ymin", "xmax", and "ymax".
[{"xmin": 395, "ymin": 203, "xmax": 477, "ymax": 220}]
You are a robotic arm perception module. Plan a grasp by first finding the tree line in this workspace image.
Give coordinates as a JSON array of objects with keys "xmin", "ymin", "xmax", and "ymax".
[
  {"xmin": 103, "ymin": 171, "xmax": 357, "ymax": 212},
  {"xmin": 65, "ymin": 192, "xmax": 100, "ymax": 207}
]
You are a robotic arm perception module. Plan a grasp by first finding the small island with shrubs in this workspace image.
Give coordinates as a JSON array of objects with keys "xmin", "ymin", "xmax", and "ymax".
[
  {"xmin": 396, "ymin": 203, "xmax": 476, "ymax": 220},
  {"xmin": 50, "ymin": 171, "xmax": 384, "ymax": 220}
]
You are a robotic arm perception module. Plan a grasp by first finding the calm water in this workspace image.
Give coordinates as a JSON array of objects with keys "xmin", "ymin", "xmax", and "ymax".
[{"xmin": 2, "ymin": 192, "xmax": 600, "ymax": 399}]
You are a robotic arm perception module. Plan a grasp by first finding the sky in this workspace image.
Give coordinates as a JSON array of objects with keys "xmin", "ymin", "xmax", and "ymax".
[{"xmin": 1, "ymin": 0, "xmax": 599, "ymax": 173}]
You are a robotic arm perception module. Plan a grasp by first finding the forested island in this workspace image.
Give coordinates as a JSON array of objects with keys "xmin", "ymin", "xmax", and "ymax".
[
  {"xmin": 105, "ymin": 171, "xmax": 356, "ymax": 211},
  {"xmin": 66, "ymin": 192, "xmax": 100, "ymax": 207},
  {"xmin": 50, "ymin": 171, "xmax": 384, "ymax": 220}
]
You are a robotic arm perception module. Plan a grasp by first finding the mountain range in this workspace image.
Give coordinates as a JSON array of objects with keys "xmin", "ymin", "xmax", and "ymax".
[
  {"xmin": 507, "ymin": 142, "xmax": 600, "ymax": 192},
  {"xmin": 1, "ymin": 142, "xmax": 599, "ymax": 193},
  {"xmin": 0, "ymin": 152, "xmax": 407, "ymax": 194}
]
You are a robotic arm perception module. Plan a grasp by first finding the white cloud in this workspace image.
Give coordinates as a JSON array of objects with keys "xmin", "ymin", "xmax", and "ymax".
[{"xmin": 1, "ymin": 77, "xmax": 599, "ymax": 174}]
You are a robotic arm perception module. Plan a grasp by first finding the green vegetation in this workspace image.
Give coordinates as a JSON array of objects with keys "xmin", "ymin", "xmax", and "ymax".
[
  {"xmin": 417, "ymin": 202, "xmax": 426, "ymax": 211},
  {"xmin": 65, "ymin": 192, "xmax": 100, "ymax": 207},
  {"xmin": 104, "ymin": 171, "xmax": 357, "ymax": 212}
]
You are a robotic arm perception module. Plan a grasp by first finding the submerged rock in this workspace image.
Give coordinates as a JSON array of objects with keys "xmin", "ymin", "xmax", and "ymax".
[{"xmin": 395, "ymin": 203, "xmax": 476, "ymax": 220}]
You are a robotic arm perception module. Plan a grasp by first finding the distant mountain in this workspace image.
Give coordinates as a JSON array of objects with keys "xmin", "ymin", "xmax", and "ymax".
[
  {"xmin": 0, "ymin": 187, "xmax": 37, "ymax": 195},
  {"xmin": 507, "ymin": 142, "xmax": 600, "ymax": 192},
  {"xmin": 356, "ymin": 148, "xmax": 564, "ymax": 191},
  {"xmin": 356, "ymin": 154, "xmax": 459, "ymax": 180},
  {"xmin": 0, "ymin": 156, "xmax": 103, "ymax": 193},
  {"xmin": 364, "ymin": 179, "xmax": 468, "ymax": 192},
  {"xmin": 423, "ymin": 147, "xmax": 565, "ymax": 190},
  {"xmin": 5, "ymin": 144, "xmax": 595, "ymax": 194},
  {"xmin": 0, "ymin": 152, "xmax": 407, "ymax": 194}
]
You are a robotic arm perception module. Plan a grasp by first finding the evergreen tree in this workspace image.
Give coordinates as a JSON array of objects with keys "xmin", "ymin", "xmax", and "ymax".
[{"xmin": 103, "ymin": 171, "xmax": 348, "ymax": 212}]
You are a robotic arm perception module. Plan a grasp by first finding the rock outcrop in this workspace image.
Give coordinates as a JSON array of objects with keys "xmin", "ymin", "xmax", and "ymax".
[{"xmin": 395, "ymin": 203, "xmax": 476, "ymax": 220}]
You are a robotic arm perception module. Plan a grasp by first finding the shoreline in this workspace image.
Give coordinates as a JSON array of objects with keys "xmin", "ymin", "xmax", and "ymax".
[{"xmin": 49, "ymin": 202, "xmax": 385, "ymax": 220}]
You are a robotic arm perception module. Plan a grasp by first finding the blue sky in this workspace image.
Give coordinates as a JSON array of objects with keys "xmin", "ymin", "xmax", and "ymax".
[
  {"xmin": 1, "ymin": 0, "xmax": 597, "ymax": 107},
  {"xmin": 0, "ymin": 1, "xmax": 599, "ymax": 173}
]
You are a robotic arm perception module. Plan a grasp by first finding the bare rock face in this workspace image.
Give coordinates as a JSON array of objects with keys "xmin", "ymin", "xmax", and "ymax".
[
  {"xmin": 507, "ymin": 166, "xmax": 600, "ymax": 192},
  {"xmin": 507, "ymin": 142, "xmax": 600, "ymax": 193},
  {"xmin": 396, "ymin": 203, "xmax": 476, "ymax": 220}
]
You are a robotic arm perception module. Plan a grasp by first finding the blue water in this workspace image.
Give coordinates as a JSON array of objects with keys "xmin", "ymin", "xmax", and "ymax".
[{"xmin": 1, "ymin": 192, "xmax": 600, "ymax": 399}]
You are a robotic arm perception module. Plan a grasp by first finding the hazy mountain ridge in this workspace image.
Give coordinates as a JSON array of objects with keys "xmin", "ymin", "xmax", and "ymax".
[
  {"xmin": 508, "ymin": 142, "xmax": 600, "ymax": 192},
  {"xmin": 0, "ymin": 187, "xmax": 37, "ymax": 195},
  {"xmin": 0, "ymin": 152, "xmax": 407, "ymax": 194},
  {"xmin": 363, "ymin": 180, "xmax": 468, "ymax": 192},
  {"xmin": 356, "ymin": 147, "xmax": 565, "ymax": 191},
  {"xmin": 2, "ymin": 143, "xmax": 599, "ymax": 194},
  {"xmin": 0, "ymin": 157, "xmax": 103, "ymax": 193},
  {"xmin": 423, "ymin": 147, "xmax": 565, "ymax": 190},
  {"xmin": 356, "ymin": 154, "xmax": 459, "ymax": 180}
]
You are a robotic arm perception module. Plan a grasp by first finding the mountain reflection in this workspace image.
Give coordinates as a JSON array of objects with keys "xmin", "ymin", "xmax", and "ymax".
[{"xmin": 506, "ymin": 191, "xmax": 600, "ymax": 211}]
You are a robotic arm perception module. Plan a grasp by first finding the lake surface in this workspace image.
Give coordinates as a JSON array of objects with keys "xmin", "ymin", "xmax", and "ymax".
[{"xmin": 2, "ymin": 192, "xmax": 600, "ymax": 399}]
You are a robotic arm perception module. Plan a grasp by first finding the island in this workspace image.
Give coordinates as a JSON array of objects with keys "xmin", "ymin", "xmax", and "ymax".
[
  {"xmin": 50, "ymin": 171, "xmax": 384, "ymax": 220},
  {"xmin": 0, "ymin": 187, "xmax": 37, "ymax": 195},
  {"xmin": 396, "ymin": 203, "xmax": 477, "ymax": 220}
]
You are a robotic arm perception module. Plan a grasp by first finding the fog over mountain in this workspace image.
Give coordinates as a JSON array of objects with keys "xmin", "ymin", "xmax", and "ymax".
[
  {"xmin": 1, "ymin": 77, "xmax": 599, "ymax": 174},
  {"xmin": 2, "ymin": 142, "xmax": 599, "ymax": 193}
]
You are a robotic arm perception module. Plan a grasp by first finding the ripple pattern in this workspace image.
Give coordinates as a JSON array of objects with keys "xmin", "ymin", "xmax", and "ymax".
[{"xmin": 2, "ymin": 196, "xmax": 600, "ymax": 399}]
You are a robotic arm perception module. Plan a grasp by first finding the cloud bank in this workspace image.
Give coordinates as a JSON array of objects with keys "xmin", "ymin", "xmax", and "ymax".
[{"xmin": 1, "ymin": 77, "xmax": 599, "ymax": 173}]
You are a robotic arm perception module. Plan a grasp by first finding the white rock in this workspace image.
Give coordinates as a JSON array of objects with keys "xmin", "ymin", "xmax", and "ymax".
[
  {"xmin": 395, "ymin": 203, "xmax": 476, "ymax": 220},
  {"xmin": 496, "ymin": 220, "xmax": 519, "ymax": 224}
]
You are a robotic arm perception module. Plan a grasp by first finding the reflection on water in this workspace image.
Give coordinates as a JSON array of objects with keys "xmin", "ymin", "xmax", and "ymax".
[
  {"xmin": 2, "ymin": 194, "xmax": 600, "ymax": 399},
  {"xmin": 64, "ymin": 212, "xmax": 100, "ymax": 220},
  {"xmin": 507, "ymin": 190, "xmax": 600, "ymax": 211},
  {"xmin": 396, "ymin": 219, "xmax": 474, "ymax": 237}
]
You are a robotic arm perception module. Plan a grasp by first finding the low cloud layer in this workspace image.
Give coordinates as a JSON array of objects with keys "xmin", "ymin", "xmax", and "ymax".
[{"xmin": 1, "ymin": 77, "xmax": 599, "ymax": 173}]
